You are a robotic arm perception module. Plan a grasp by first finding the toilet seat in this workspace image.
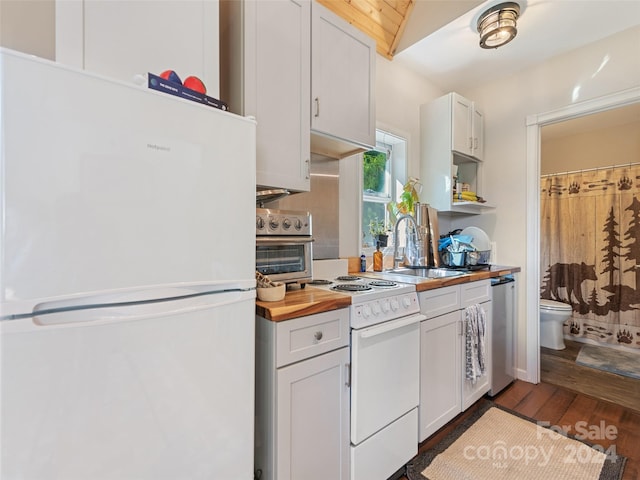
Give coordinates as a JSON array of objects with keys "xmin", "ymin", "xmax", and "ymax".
[{"xmin": 540, "ymin": 299, "xmax": 572, "ymax": 312}]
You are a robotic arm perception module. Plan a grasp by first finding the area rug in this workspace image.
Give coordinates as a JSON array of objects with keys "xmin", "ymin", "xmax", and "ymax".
[
  {"xmin": 406, "ymin": 402, "xmax": 626, "ymax": 480},
  {"xmin": 576, "ymin": 344, "xmax": 640, "ymax": 380}
]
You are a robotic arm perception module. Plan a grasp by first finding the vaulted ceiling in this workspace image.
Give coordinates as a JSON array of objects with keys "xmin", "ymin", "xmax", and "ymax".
[
  {"xmin": 316, "ymin": 0, "xmax": 483, "ymax": 59},
  {"xmin": 318, "ymin": 0, "xmax": 640, "ymax": 93},
  {"xmin": 316, "ymin": 0, "xmax": 415, "ymax": 59}
]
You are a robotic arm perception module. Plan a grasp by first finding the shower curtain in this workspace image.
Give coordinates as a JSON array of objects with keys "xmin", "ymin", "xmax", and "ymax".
[{"xmin": 540, "ymin": 164, "xmax": 640, "ymax": 350}]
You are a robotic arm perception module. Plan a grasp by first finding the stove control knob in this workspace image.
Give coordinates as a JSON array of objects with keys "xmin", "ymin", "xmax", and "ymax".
[
  {"xmin": 282, "ymin": 218, "xmax": 292, "ymax": 230},
  {"xmin": 402, "ymin": 296, "xmax": 412, "ymax": 309},
  {"xmin": 269, "ymin": 217, "xmax": 279, "ymax": 230},
  {"xmin": 362, "ymin": 304, "xmax": 372, "ymax": 318},
  {"xmin": 382, "ymin": 300, "xmax": 391, "ymax": 313},
  {"xmin": 256, "ymin": 216, "xmax": 265, "ymax": 230},
  {"xmin": 390, "ymin": 299, "xmax": 400, "ymax": 311},
  {"xmin": 294, "ymin": 219, "xmax": 303, "ymax": 230},
  {"xmin": 372, "ymin": 302, "xmax": 381, "ymax": 316}
]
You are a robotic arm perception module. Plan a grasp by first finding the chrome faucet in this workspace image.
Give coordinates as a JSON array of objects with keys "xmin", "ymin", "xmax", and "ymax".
[{"xmin": 393, "ymin": 213, "xmax": 422, "ymax": 269}]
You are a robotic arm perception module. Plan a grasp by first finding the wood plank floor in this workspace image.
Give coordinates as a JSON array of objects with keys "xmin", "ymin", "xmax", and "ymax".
[
  {"xmin": 540, "ymin": 340, "xmax": 640, "ymax": 413},
  {"xmin": 400, "ymin": 378, "xmax": 640, "ymax": 480}
]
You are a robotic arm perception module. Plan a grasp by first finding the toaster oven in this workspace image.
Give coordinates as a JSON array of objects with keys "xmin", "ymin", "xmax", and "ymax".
[{"xmin": 256, "ymin": 208, "xmax": 313, "ymax": 284}]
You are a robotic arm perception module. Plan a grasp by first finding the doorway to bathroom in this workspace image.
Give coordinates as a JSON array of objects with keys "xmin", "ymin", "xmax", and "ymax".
[
  {"xmin": 525, "ymin": 87, "xmax": 640, "ymax": 383},
  {"xmin": 540, "ymin": 120, "xmax": 640, "ymax": 351}
]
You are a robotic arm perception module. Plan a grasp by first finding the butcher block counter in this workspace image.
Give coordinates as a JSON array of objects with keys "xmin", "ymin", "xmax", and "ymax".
[
  {"xmin": 256, "ymin": 265, "xmax": 520, "ymax": 321},
  {"xmin": 255, "ymin": 286, "xmax": 352, "ymax": 322},
  {"xmin": 359, "ymin": 265, "xmax": 521, "ymax": 293}
]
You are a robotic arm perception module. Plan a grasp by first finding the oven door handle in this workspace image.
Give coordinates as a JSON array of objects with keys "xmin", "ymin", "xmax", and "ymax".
[
  {"xmin": 256, "ymin": 237, "xmax": 314, "ymax": 245},
  {"xmin": 359, "ymin": 313, "xmax": 426, "ymax": 339}
]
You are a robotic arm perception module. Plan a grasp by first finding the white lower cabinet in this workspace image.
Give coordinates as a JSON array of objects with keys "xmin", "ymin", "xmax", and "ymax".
[
  {"xmin": 419, "ymin": 310, "xmax": 461, "ymax": 440},
  {"xmin": 418, "ymin": 281, "xmax": 492, "ymax": 442},
  {"xmin": 255, "ymin": 309, "xmax": 350, "ymax": 480}
]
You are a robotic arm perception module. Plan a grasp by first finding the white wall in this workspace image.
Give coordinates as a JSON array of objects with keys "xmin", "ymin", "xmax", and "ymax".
[
  {"xmin": 374, "ymin": 57, "xmax": 461, "ymax": 234},
  {"xmin": 0, "ymin": 0, "xmax": 55, "ymax": 60},
  {"xmin": 375, "ymin": 25, "xmax": 640, "ymax": 381},
  {"xmin": 542, "ymin": 120, "xmax": 640, "ymax": 174},
  {"xmin": 375, "ymin": 56, "xmax": 444, "ymax": 180}
]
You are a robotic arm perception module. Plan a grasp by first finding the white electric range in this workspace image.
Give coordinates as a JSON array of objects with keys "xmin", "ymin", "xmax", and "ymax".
[
  {"xmin": 307, "ymin": 275, "xmax": 423, "ymax": 480},
  {"xmin": 306, "ymin": 275, "xmax": 419, "ymax": 328}
]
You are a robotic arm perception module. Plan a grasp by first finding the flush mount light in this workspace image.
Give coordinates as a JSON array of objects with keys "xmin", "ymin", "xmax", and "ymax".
[{"xmin": 477, "ymin": 2, "xmax": 520, "ymax": 49}]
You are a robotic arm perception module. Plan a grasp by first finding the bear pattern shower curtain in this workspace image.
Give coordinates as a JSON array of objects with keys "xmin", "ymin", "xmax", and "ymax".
[{"xmin": 540, "ymin": 164, "xmax": 640, "ymax": 350}]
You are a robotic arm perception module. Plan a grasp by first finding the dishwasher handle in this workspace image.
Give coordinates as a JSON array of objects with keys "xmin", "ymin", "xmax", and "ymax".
[{"xmin": 491, "ymin": 275, "xmax": 515, "ymax": 286}]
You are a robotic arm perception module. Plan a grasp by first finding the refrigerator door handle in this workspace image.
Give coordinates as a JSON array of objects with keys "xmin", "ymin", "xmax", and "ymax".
[
  {"xmin": 8, "ymin": 290, "xmax": 256, "ymax": 329},
  {"xmin": 1, "ymin": 282, "xmax": 256, "ymax": 321}
]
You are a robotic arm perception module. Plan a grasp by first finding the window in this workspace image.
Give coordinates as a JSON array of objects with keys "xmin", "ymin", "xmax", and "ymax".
[{"xmin": 362, "ymin": 129, "xmax": 408, "ymax": 249}]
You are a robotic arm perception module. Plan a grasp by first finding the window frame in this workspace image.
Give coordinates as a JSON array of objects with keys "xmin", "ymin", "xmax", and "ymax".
[{"xmin": 361, "ymin": 129, "xmax": 408, "ymax": 253}]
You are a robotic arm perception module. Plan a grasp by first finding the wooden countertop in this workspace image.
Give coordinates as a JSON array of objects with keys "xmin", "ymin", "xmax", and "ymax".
[
  {"xmin": 359, "ymin": 265, "xmax": 521, "ymax": 292},
  {"xmin": 256, "ymin": 265, "xmax": 520, "ymax": 321},
  {"xmin": 255, "ymin": 285, "xmax": 352, "ymax": 322}
]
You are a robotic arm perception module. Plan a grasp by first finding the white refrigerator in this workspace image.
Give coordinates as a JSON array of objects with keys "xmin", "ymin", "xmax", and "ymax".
[{"xmin": 0, "ymin": 48, "xmax": 257, "ymax": 479}]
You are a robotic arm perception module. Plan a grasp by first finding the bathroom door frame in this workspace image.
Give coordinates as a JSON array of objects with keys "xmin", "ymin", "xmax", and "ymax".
[{"xmin": 525, "ymin": 86, "xmax": 640, "ymax": 383}]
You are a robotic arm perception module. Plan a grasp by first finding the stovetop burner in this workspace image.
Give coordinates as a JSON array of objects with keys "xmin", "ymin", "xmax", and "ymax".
[
  {"xmin": 368, "ymin": 280, "xmax": 398, "ymax": 288},
  {"xmin": 335, "ymin": 275, "xmax": 361, "ymax": 282},
  {"xmin": 307, "ymin": 279, "xmax": 333, "ymax": 285},
  {"xmin": 332, "ymin": 283, "xmax": 372, "ymax": 292}
]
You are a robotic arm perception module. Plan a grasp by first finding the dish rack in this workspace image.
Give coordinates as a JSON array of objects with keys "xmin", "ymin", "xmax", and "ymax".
[{"xmin": 440, "ymin": 249, "xmax": 491, "ymax": 268}]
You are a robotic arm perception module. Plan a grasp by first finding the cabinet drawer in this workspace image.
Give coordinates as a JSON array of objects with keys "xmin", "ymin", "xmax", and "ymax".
[
  {"xmin": 418, "ymin": 285, "xmax": 460, "ymax": 319},
  {"xmin": 461, "ymin": 280, "xmax": 491, "ymax": 306},
  {"xmin": 276, "ymin": 309, "xmax": 349, "ymax": 367}
]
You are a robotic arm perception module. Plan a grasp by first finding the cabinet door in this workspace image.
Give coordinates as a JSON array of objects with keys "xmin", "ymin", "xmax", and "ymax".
[
  {"xmin": 57, "ymin": 0, "xmax": 219, "ymax": 98},
  {"xmin": 451, "ymin": 93, "xmax": 473, "ymax": 156},
  {"xmin": 311, "ymin": 2, "xmax": 375, "ymax": 148},
  {"xmin": 276, "ymin": 346, "xmax": 350, "ymax": 480},
  {"xmin": 461, "ymin": 300, "xmax": 492, "ymax": 410},
  {"xmin": 419, "ymin": 311, "xmax": 462, "ymax": 442},
  {"xmin": 250, "ymin": 0, "xmax": 311, "ymax": 191},
  {"xmin": 472, "ymin": 106, "xmax": 484, "ymax": 160}
]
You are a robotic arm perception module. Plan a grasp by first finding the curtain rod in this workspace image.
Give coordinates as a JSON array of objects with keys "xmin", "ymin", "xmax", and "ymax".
[{"xmin": 541, "ymin": 161, "xmax": 640, "ymax": 178}]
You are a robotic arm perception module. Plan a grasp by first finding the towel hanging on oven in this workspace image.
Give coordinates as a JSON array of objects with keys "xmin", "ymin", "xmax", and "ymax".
[{"xmin": 465, "ymin": 304, "xmax": 487, "ymax": 384}]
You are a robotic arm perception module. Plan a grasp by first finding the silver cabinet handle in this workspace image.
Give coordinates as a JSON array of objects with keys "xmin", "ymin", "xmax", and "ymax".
[
  {"xmin": 314, "ymin": 331, "xmax": 323, "ymax": 341},
  {"xmin": 314, "ymin": 97, "xmax": 320, "ymax": 118},
  {"xmin": 345, "ymin": 363, "xmax": 351, "ymax": 387},
  {"xmin": 305, "ymin": 158, "xmax": 310, "ymax": 179}
]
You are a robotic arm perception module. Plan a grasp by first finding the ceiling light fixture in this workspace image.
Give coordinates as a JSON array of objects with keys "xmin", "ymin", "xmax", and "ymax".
[{"xmin": 477, "ymin": 2, "xmax": 520, "ymax": 49}]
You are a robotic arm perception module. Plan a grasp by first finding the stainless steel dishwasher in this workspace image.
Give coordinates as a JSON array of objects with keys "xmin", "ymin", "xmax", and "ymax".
[{"xmin": 488, "ymin": 274, "xmax": 516, "ymax": 396}]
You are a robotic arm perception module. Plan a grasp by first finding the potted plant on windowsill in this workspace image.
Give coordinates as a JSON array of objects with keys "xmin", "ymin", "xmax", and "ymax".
[{"xmin": 369, "ymin": 217, "xmax": 389, "ymax": 247}]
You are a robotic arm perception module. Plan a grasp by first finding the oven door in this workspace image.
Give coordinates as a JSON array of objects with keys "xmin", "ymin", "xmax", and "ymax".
[
  {"xmin": 256, "ymin": 236, "xmax": 313, "ymax": 283},
  {"xmin": 350, "ymin": 313, "xmax": 423, "ymax": 480},
  {"xmin": 350, "ymin": 314, "xmax": 423, "ymax": 445}
]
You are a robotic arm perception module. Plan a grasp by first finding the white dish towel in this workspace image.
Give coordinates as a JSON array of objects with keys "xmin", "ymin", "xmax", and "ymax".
[{"xmin": 465, "ymin": 304, "xmax": 487, "ymax": 383}]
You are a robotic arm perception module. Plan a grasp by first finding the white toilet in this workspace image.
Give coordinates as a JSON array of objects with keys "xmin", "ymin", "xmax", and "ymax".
[{"xmin": 540, "ymin": 299, "xmax": 573, "ymax": 350}]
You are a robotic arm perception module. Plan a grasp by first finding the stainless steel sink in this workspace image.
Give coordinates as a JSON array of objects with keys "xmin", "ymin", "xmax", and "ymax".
[{"xmin": 386, "ymin": 267, "xmax": 466, "ymax": 279}]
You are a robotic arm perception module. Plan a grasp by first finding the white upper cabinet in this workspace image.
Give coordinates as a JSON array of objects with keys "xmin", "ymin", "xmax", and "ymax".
[
  {"xmin": 55, "ymin": 0, "xmax": 220, "ymax": 98},
  {"xmin": 420, "ymin": 92, "xmax": 492, "ymax": 215},
  {"xmin": 220, "ymin": 0, "xmax": 311, "ymax": 192},
  {"xmin": 451, "ymin": 93, "xmax": 484, "ymax": 160},
  {"xmin": 310, "ymin": 1, "xmax": 376, "ymax": 157}
]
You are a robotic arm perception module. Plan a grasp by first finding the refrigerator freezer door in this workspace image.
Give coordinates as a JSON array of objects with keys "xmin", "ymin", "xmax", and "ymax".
[
  {"xmin": 0, "ymin": 49, "xmax": 256, "ymax": 315},
  {"xmin": 0, "ymin": 291, "xmax": 255, "ymax": 479}
]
